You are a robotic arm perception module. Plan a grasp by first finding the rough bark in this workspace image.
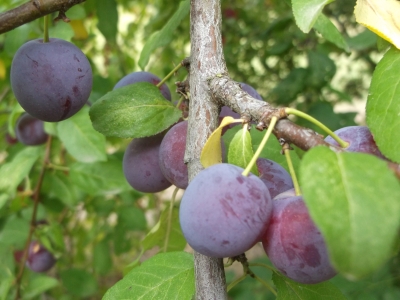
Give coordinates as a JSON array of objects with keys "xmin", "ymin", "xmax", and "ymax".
[
  {"xmin": 0, "ymin": 0, "xmax": 86, "ymax": 34},
  {"xmin": 186, "ymin": 0, "xmax": 228, "ymax": 299}
]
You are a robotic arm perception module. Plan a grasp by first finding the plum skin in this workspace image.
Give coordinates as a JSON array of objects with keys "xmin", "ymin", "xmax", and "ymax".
[
  {"xmin": 180, "ymin": 163, "xmax": 272, "ymax": 258},
  {"xmin": 114, "ymin": 71, "xmax": 172, "ymax": 101},
  {"xmin": 11, "ymin": 38, "xmax": 92, "ymax": 122},
  {"xmin": 15, "ymin": 113, "xmax": 48, "ymax": 146},
  {"xmin": 262, "ymin": 195, "xmax": 336, "ymax": 284},
  {"xmin": 123, "ymin": 134, "xmax": 172, "ymax": 193},
  {"xmin": 26, "ymin": 241, "xmax": 56, "ymax": 272}
]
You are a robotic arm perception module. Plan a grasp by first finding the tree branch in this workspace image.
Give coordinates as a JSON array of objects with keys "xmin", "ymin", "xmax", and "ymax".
[{"xmin": 0, "ymin": 0, "xmax": 86, "ymax": 35}]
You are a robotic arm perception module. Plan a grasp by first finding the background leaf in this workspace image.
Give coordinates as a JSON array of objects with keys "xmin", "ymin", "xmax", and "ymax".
[
  {"xmin": 291, "ymin": 0, "xmax": 334, "ymax": 33},
  {"xmin": 313, "ymin": 13, "xmax": 349, "ymax": 52},
  {"xmin": 96, "ymin": 0, "xmax": 118, "ymax": 43}
]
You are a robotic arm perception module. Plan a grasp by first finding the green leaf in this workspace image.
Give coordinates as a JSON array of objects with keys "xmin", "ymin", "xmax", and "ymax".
[
  {"xmin": 90, "ymin": 82, "xmax": 181, "ymax": 138},
  {"xmin": 42, "ymin": 173, "xmax": 79, "ymax": 207},
  {"xmin": 0, "ymin": 146, "xmax": 42, "ymax": 194},
  {"xmin": 269, "ymin": 68, "xmax": 308, "ymax": 104},
  {"xmin": 228, "ymin": 128, "xmax": 258, "ymax": 176},
  {"xmin": 313, "ymin": 13, "xmax": 349, "ymax": 52},
  {"xmin": 141, "ymin": 206, "xmax": 186, "ymax": 252},
  {"xmin": 291, "ymin": 0, "xmax": 334, "ymax": 33},
  {"xmin": 117, "ymin": 206, "xmax": 147, "ymax": 231},
  {"xmin": 0, "ymin": 194, "xmax": 8, "ymax": 211},
  {"xmin": 96, "ymin": 0, "xmax": 118, "ymax": 42},
  {"xmin": 0, "ymin": 218, "xmax": 29, "ymax": 248},
  {"xmin": 22, "ymin": 275, "xmax": 59, "ymax": 299},
  {"xmin": 300, "ymin": 147, "xmax": 400, "ymax": 279},
  {"xmin": 366, "ymin": 46, "xmax": 400, "ymax": 163},
  {"xmin": 0, "ymin": 243, "xmax": 14, "ymax": 280},
  {"xmin": 273, "ymin": 272, "xmax": 347, "ymax": 300},
  {"xmin": 69, "ymin": 158, "xmax": 131, "ymax": 196},
  {"xmin": 103, "ymin": 252, "xmax": 194, "ymax": 300},
  {"xmin": 138, "ymin": 0, "xmax": 190, "ymax": 69},
  {"xmin": 60, "ymin": 269, "xmax": 98, "ymax": 298},
  {"xmin": 57, "ymin": 106, "xmax": 107, "ymax": 163},
  {"xmin": 93, "ymin": 240, "xmax": 112, "ymax": 275}
]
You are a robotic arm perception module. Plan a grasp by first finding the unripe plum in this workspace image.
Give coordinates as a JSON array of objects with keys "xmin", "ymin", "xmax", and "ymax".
[
  {"xmin": 180, "ymin": 163, "xmax": 272, "ymax": 258},
  {"xmin": 114, "ymin": 71, "xmax": 172, "ymax": 101},
  {"xmin": 11, "ymin": 38, "xmax": 92, "ymax": 122},
  {"xmin": 123, "ymin": 134, "xmax": 172, "ymax": 193},
  {"xmin": 26, "ymin": 241, "xmax": 56, "ymax": 272},
  {"xmin": 15, "ymin": 113, "xmax": 48, "ymax": 146},
  {"xmin": 262, "ymin": 195, "xmax": 336, "ymax": 284},
  {"xmin": 256, "ymin": 158, "xmax": 294, "ymax": 199},
  {"xmin": 325, "ymin": 126, "xmax": 385, "ymax": 159}
]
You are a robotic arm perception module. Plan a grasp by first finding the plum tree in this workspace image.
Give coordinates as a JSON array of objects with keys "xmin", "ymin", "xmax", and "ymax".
[
  {"xmin": 256, "ymin": 158, "xmax": 294, "ymax": 199},
  {"xmin": 123, "ymin": 134, "xmax": 172, "ymax": 193},
  {"xmin": 262, "ymin": 194, "xmax": 337, "ymax": 284},
  {"xmin": 113, "ymin": 71, "xmax": 172, "ymax": 101},
  {"xmin": 180, "ymin": 163, "xmax": 272, "ymax": 258},
  {"xmin": 26, "ymin": 241, "xmax": 56, "ymax": 273},
  {"xmin": 10, "ymin": 38, "xmax": 92, "ymax": 122},
  {"xmin": 15, "ymin": 113, "xmax": 48, "ymax": 146}
]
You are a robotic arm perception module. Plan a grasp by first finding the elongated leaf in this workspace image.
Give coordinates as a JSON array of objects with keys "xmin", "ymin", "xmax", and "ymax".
[
  {"xmin": 141, "ymin": 206, "xmax": 186, "ymax": 252},
  {"xmin": 366, "ymin": 46, "xmax": 400, "ymax": 163},
  {"xmin": 228, "ymin": 128, "xmax": 258, "ymax": 175},
  {"xmin": 0, "ymin": 146, "xmax": 42, "ymax": 194},
  {"xmin": 90, "ymin": 83, "xmax": 181, "ymax": 138},
  {"xmin": 60, "ymin": 269, "xmax": 98, "ymax": 297},
  {"xmin": 58, "ymin": 106, "xmax": 106, "ymax": 163},
  {"xmin": 139, "ymin": 0, "xmax": 190, "ymax": 69},
  {"xmin": 313, "ymin": 14, "xmax": 349, "ymax": 51},
  {"xmin": 42, "ymin": 173, "xmax": 79, "ymax": 207},
  {"xmin": 96, "ymin": 0, "xmax": 118, "ymax": 42},
  {"xmin": 0, "ymin": 218, "xmax": 29, "ymax": 248},
  {"xmin": 292, "ymin": 0, "xmax": 334, "ymax": 33},
  {"xmin": 300, "ymin": 147, "xmax": 400, "ymax": 279},
  {"xmin": 23, "ymin": 275, "xmax": 58, "ymax": 299},
  {"xmin": 103, "ymin": 252, "xmax": 194, "ymax": 300},
  {"xmin": 273, "ymin": 272, "xmax": 346, "ymax": 300}
]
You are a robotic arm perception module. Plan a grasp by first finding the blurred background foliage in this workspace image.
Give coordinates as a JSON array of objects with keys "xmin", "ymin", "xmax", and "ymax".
[{"xmin": 0, "ymin": 0, "xmax": 395, "ymax": 299}]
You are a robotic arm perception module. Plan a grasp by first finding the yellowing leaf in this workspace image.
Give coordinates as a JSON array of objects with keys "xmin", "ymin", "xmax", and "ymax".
[
  {"xmin": 0, "ymin": 59, "xmax": 5, "ymax": 80},
  {"xmin": 69, "ymin": 20, "xmax": 88, "ymax": 40},
  {"xmin": 354, "ymin": 0, "xmax": 400, "ymax": 49},
  {"xmin": 200, "ymin": 117, "xmax": 243, "ymax": 168}
]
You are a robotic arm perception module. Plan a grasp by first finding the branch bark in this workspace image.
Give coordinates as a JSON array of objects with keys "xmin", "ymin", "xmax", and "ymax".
[{"xmin": 0, "ymin": 0, "xmax": 86, "ymax": 34}]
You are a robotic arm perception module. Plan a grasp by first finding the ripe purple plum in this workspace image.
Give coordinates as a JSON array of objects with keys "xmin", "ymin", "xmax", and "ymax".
[
  {"xmin": 15, "ymin": 113, "xmax": 48, "ymax": 146},
  {"xmin": 26, "ymin": 241, "xmax": 56, "ymax": 272},
  {"xmin": 256, "ymin": 158, "xmax": 294, "ymax": 199},
  {"xmin": 11, "ymin": 38, "xmax": 92, "ymax": 122},
  {"xmin": 123, "ymin": 134, "xmax": 172, "ymax": 193},
  {"xmin": 262, "ymin": 195, "xmax": 336, "ymax": 284},
  {"xmin": 325, "ymin": 126, "xmax": 385, "ymax": 159},
  {"xmin": 114, "ymin": 71, "xmax": 172, "ymax": 101},
  {"xmin": 240, "ymin": 82, "xmax": 263, "ymax": 100},
  {"xmin": 180, "ymin": 163, "xmax": 272, "ymax": 258}
]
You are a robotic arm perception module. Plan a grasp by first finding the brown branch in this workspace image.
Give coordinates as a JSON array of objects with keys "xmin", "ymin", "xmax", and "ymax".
[{"xmin": 0, "ymin": 0, "xmax": 86, "ymax": 35}]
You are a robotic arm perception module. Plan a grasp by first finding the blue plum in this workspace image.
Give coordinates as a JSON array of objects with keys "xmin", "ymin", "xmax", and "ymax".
[
  {"xmin": 15, "ymin": 113, "xmax": 48, "ymax": 146},
  {"xmin": 26, "ymin": 241, "xmax": 56, "ymax": 272}
]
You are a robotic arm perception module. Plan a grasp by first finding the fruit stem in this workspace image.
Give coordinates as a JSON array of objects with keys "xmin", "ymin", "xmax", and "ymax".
[
  {"xmin": 175, "ymin": 96, "xmax": 184, "ymax": 108},
  {"xmin": 285, "ymin": 108, "xmax": 349, "ymax": 148},
  {"xmin": 157, "ymin": 63, "xmax": 183, "ymax": 89},
  {"xmin": 227, "ymin": 273, "xmax": 247, "ymax": 292},
  {"xmin": 283, "ymin": 144, "xmax": 301, "ymax": 196},
  {"xmin": 163, "ymin": 187, "xmax": 179, "ymax": 252},
  {"xmin": 43, "ymin": 15, "xmax": 50, "ymax": 43},
  {"xmin": 249, "ymin": 262, "xmax": 276, "ymax": 272},
  {"xmin": 242, "ymin": 116, "xmax": 278, "ymax": 177},
  {"xmin": 252, "ymin": 274, "xmax": 277, "ymax": 296}
]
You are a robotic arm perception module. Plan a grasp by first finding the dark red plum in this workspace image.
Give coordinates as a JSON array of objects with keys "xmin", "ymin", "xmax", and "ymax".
[
  {"xmin": 180, "ymin": 163, "xmax": 272, "ymax": 258},
  {"xmin": 262, "ymin": 195, "xmax": 336, "ymax": 284},
  {"xmin": 325, "ymin": 126, "xmax": 385, "ymax": 159},
  {"xmin": 11, "ymin": 38, "xmax": 92, "ymax": 122},
  {"xmin": 240, "ymin": 82, "xmax": 263, "ymax": 100},
  {"xmin": 256, "ymin": 158, "xmax": 294, "ymax": 199},
  {"xmin": 123, "ymin": 134, "xmax": 172, "ymax": 193},
  {"xmin": 114, "ymin": 71, "xmax": 172, "ymax": 101},
  {"xmin": 15, "ymin": 113, "xmax": 48, "ymax": 146},
  {"xmin": 26, "ymin": 241, "xmax": 56, "ymax": 272}
]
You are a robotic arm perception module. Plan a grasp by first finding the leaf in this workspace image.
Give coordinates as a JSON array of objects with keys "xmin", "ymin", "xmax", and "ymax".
[
  {"xmin": 90, "ymin": 82, "xmax": 181, "ymax": 138},
  {"xmin": 0, "ymin": 146, "xmax": 42, "ymax": 194},
  {"xmin": 291, "ymin": 0, "xmax": 334, "ymax": 33},
  {"xmin": 0, "ymin": 218, "xmax": 29, "ymax": 248},
  {"xmin": 139, "ymin": 0, "xmax": 190, "ymax": 69},
  {"xmin": 93, "ymin": 240, "xmax": 112, "ymax": 275},
  {"xmin": 0, "ymin": 194, "xmax": 8, "ymax": 211},
  {"xmin": 60, "ymin": 269, "xmax": 98, "ymax": 298},
  {"xmin": 0, "ymin": 243, "xmax": 14, "ymax": 280},
  {"xmin": 69, "ymin": 158, "xmax": 131, "ymax": 196},
  {"xmin": 313, "ymin": 13, "xmax": 349, "ymax": 52},
  {"xmin": 96, "ymin": 0, "xmax": 118, "ymax": 42},
  {"xmin": 366, "ymin": 46, "xmax": 400, "ymax": 163},
  {"xmin": 273, "ymin": 272, "xmax": 347, "ymax": 300},
  {"xmin": 57, "ymin": 106, "xmax": 107, "ymax": 163},
  {"xmin": 269, "ymin": 68, "xmax": 308, "ymax": 105},
  {"xmin": 22, "ymin": 275, "xmax": 58, "ymax": 299},
  {"xmin": 141, "ymin": 206, "xmax": 186, "ymax": 252},
  {"xmin": 103, "ymin": 252, "xmax": 194, "ymax": 300},
  {"xmin": 42, "ymin": 173, "xmax": 79, "ymax": 207},
  {"xmin": 228, "ymin": 128, "xmax": 258, "ymax": 176},
  {"xmin": 201, "ymin": 116, "xmax": 243, "ymax": 168},
  {"xmin": 355, "ymin": 0, "xmax": 400, "ymax": 49},
  {"xmin": 117, "ymin": 206, "xmax": 147, "ymax": 231},
  {"xmin": 300, "ymin": 147, "xmax": 400, "ymax": 280}
]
